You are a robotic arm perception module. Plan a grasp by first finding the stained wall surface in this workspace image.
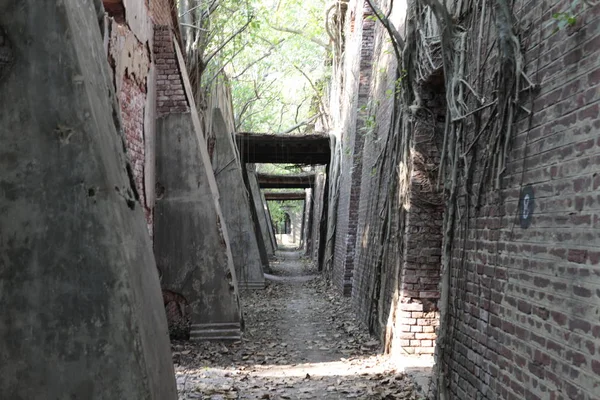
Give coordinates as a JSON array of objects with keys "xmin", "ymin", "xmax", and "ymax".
[
  {"xmin": 333, "ymin": 0, "xmax": 600, "ymax": 399},
  {"xmin": 0, "ymin": 1, "xmax": 176, "ymax": 398}
]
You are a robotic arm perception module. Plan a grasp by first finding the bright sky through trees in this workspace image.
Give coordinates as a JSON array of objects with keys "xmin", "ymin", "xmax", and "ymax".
[{"xmin": 179, "ymin": 0, "xmax": 330, "ymax": 133}]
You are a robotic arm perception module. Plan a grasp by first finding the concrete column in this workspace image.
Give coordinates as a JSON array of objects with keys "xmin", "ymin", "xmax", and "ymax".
[
  {"xmin": 0, "ymin": 1, "xmax": 177, "ymax": 398},
  {"xmin": 155, "ymin": 114, "xmax": 243, "ymax": 339},
  {"xmin": 241, "ymin": 163, "xmax": 272, "ymax": 270},
  {"xmin": 262, "ymin": 190, "xmax": 279, "ymax": 250},
  {"xmin": 210, "ymin": 109, "xmax": 266, "ymax": 289},
  {"xmin": 246, "ymin": 165, "xmax": 277, "ymax": 255},
  {"xmin": 153, "ymin": 37, "xmax": 243, "ymax": 340}
]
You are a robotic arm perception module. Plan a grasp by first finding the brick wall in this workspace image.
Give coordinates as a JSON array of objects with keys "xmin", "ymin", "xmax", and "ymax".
[
  {"xmin": 349, "ymin": 52, "xmax": 444, "ymax": 357},
  {"xmin": 153, "ymin": 26, "xmax": 189, "ymax": 117},
  {"xmin": 344, "ymin": 17, "xmax": 375, "ymax": 292},
  {"xmin": 119, "ymin": 75, "xmax": 151, "ymax": 230},
  {"xmin": 437, "ymin": 2, "xmax": 600, "ymax": 399},
  {"xmin": 350, "ymin": 3, "xmax": 397, "ymax": 336},
  {"xmin": 342, "ymin": 0, "xmax": 600, "ymax": 398},
  {"xmin": 393, "ymin": 80, "xmax": 445, "ymax": 355},
  {"xmin": 332, "ymin": 1, "xmax": 376, "ymax": 296},
  {"xmin": 331, "ymin": 0, "xmax": 362, "ymax": 294}
]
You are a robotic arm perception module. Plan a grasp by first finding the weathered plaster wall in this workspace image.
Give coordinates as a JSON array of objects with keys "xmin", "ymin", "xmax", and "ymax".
[
  {"xmin": 245, "ymin": 163, "xmax": 277, "ymax": 257},
  {"xmin": 104, "ymin": 0, "xmax": 156, "ymax": 234},
  {"xmin": 153, "ymin": 37, "xmax": 242, "ymax": 340},
  {"xmin": 211, "ymin": 108, "xmax": 266, "ymax": 289},
  {"xmin": 311, "ymin": 171, "xmax": 327, "ymax": 264},
  {"xmin": 155, "ymin": 114, "xmax": 242, "ymax": 339},
  {"xmin": 0, "ymin": 1, "xmax": 176, "ymax": 398}
]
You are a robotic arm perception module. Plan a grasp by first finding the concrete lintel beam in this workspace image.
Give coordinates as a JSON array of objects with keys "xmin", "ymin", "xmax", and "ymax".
[
  {"xmin": 264, "ymin": 192, "xmax": 307, "ymax": 201},
  {"xmin": 257, "ymin": 173, "xmax": 315, "ymax": 189},
  {"xmin": 235, "ymin": 133, "xmax": 331, "ymax": 164}
]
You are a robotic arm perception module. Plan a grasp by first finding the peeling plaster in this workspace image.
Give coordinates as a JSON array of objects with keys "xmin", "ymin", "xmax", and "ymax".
[
  {"xmin": 122, "ymin": 0, "xmax": 153, "ymax": 45},
  {"xmin": 109, "ymin": 23, "xmax": 150, "ymax": 94}
]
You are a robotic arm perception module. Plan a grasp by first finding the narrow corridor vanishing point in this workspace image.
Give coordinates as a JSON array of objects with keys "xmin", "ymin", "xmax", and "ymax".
[{"xmin": 174, "ymin": 249, "xmax": 432, "ymax": 399}]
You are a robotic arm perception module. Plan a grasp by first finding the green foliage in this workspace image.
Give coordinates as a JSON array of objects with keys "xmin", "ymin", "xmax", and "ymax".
[
  {"xmin": 552, "ymin": 12, "xmax": 577, "ymax": 30},
  {"xmin": 267, "ymin": 200, "xmax": 286, "ymax": 226},
  {"xmin": 267, "ymin": 200, "xmax": 303, "ymax": 228},
  {"xmin": 551, "ymin": 0, "xmax": 589, "ymax": 32},
  {"xmin": 358, "ymin": 99, "xmax": 379, "ymax": 138},
  {"xmin": 179, "ymin": 0, "xmax": 329, "ymax": 134},
  {"xmin": 256, "ymin": 163, "xmax": 305, "ymax": 174},
  {"xmin": 363, "ymin": 114, "xmax": 376, "ymax": 130}
]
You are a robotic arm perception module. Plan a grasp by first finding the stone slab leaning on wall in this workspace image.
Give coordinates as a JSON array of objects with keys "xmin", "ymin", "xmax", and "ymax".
[
  {"xmin": 0, "ymin": 1, "xmax": 177, "ymax": 398},
  {"xmin": 153, "ymin": 38, "xmax": 243, "ymax": 340}
]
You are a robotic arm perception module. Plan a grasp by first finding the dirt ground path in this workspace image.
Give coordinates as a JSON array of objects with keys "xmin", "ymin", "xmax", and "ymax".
[{"xmin": 173, "ymin": 250, "xmax": 430, "ymax": 399}]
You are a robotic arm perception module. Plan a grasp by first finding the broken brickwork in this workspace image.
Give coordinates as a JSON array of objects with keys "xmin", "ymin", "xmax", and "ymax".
[
  {"xmin": 154, "ymin": 26, "xmax": 189, "ymax": 117},
  {"xmin": 334, "ymin": 0, "xmax": 600, "ymax": 398},
  {"xmin": 332, "ymin": 2, "xmax": 376, "ymax": 297},
  {"xmin": 104, "ymin": 0, "xmax": 158, "ymax": 234},
  {"xmin": 102, "ymin": 0, "xmax": 241, "ymax": 340}
]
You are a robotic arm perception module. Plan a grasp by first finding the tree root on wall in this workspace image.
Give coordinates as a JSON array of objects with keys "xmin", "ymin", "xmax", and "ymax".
[{"xmin": 362, "ymin": 0, "xmax": 539, "ymax": 398}]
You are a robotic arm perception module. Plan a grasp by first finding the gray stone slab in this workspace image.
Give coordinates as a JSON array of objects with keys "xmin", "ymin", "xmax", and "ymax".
[
  {"xmin": 0, "ymin": 1, "xmax": 177, "ymax": 398},
  {"xmin": 211, "ymin": 110, "xmax": 265, "ymax": 290},
  {"xmin": 246, "ymin": 165, "xmax": 277, "ymax": 255},
  {"xmin": 155, "ymin": 114, "xmax": 243, "ymax": 339},
  {"xmin": 262, "ymin": 188, "xmax": 279, "ymax": 250},
  {"xmin": 242, "ymin": 163, "xmax": 272, "ymax": 272}
]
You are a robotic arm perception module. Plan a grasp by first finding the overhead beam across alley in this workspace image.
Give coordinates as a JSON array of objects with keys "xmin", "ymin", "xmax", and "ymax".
[
  {"xmin": 264, "ymin": 191, "xmax": 307, "ymax": 201},
  {"xmin": 257, "ymin": 173, "xmax": 315, "ymax": 189},
  {"xmin": 235, "ymin": 133, "xmax": 331, "ymax": 165},
  {"xmin": 235, "ymin": 132, "xmax": 332, "ymax": 273}
]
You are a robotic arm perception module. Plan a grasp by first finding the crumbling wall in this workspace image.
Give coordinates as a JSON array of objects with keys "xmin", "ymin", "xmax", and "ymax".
[
  {"xmin": 102, "ymin": 0, "xmax": 195, "ymax": 335},
  {"xmin": 434, "ymin": 2, "xmax": 600, "ymax": 399},
  {"xmin": 0, "ymin": 1, "xmax": 177, "ymax": 398},
  {"xmin": 104, "ymin": 0, "xmax": 157, "ymax": 234},
  {"xmin": 338, "ymin": 0, "xmax": 600, "ymax": 399},
  {"xmin": 332, "ymin": 0, "xmax": 376, "ymax": 296}
]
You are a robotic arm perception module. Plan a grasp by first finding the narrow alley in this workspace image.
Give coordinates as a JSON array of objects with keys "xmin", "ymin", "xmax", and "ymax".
[
  {"xmin": 2, "ymin": 1, "xmax": 600, "ymax": 399},
  {"xmin": 174, "ymin": 249, "xmax": 430, "ymax": 399}
]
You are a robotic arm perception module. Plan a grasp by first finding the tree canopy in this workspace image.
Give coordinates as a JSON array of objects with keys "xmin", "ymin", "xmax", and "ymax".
[{"xmin": 178, "ymin": 0, "xmax": 329, "ymax": 134}]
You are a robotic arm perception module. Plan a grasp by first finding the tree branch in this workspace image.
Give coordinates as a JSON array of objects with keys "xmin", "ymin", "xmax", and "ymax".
[
  {"xmin": 179, "ymin": 0, "xmax": 218, "ymax": 19},
  {"xmin": 180, "ymin": 22, "xmax": 210, "ymax": 32},
  {"xmin": 203, "ymin": 16, "xmax": 253, "ymax": 67},
  {"xmin": 231, "ymin": 39, "xmax": 285, "ymax": 80},
  {"xmin": 291, "ymin": 63, "xmax": 329, "ymax": 129},
  {"xmin": 204, "ymin": 46, "xmax": 245, "ymax": 87},
  {"xmin": 278, "ymin": 114, "xmax": 320, "ymax": 134},
  {"xmin": 364, "ymin": 0, "xmax": 404, "ymax": 59},
  {"xmin": 268, "ymin": 24, "xmax": 330, "ymax": 49}
]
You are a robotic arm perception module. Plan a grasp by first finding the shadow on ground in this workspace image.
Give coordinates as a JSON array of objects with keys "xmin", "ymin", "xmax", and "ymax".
[{"xmin": 173, "ymin": 251, "xmax": 431, "ymax": 399}]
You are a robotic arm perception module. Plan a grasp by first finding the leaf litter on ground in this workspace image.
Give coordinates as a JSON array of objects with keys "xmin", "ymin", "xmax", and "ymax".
[{"xmin": 173, "ymin": 251, "xmax": 423, "ymax": 400}]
